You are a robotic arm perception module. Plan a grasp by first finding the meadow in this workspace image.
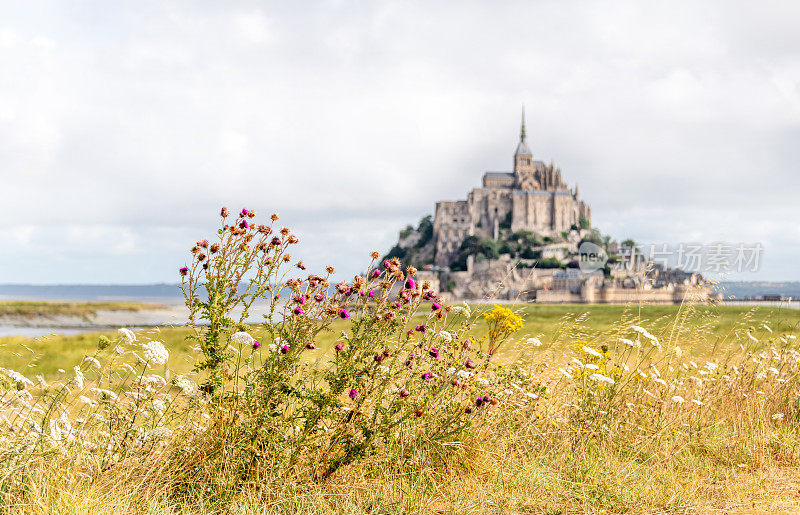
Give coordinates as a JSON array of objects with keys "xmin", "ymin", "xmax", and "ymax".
[
  {"xmin": 2, "ymin": 303, "xmax": 797, "ymax": 377},
  {"xmin": 0, "ymin": 301, "xmax": 163, "ymax": 319},
  {"xmin": 2, "ymin": 209, "xmax": 799, "ymax": 514}
]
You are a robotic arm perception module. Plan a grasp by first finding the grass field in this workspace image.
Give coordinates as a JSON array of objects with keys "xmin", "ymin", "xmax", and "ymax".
[
  {"xmin": 0, "ymin": 300, "xmax": 164, "ymax": 319},
  {"xmin": 3, "ymin": 303, "xmax": 797, "ymax": 379}
]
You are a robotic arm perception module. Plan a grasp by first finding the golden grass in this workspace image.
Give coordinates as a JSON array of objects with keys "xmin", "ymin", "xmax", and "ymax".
[{"xmin": 2, "ymin": 303, "xmax": 800, "ymax": 513}]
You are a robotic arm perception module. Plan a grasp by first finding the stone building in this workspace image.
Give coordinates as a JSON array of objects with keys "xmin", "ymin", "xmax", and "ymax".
[{"xmin": 433, "ymin": 109, "xmax": 591, "ymax": 267}]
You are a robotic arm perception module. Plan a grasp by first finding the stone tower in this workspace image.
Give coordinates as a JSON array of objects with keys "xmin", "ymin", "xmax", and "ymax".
[{"xmin": 432, "ymin": 108, "xmax": 592, "ymax": 267}]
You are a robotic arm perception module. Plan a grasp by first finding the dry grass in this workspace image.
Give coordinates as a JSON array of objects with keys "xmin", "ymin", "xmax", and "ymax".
[
  {"xmin": 2, "ymin": 303, "xmax": 800, "ymax": 514},
  {"xmin": 0, "ymin": 301, "xmax": 164, "ymax": 319}
]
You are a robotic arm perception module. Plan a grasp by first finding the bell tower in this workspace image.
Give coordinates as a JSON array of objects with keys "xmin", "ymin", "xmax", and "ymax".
[{"xmin": 514, "ymin": 106, "xmax": 538, "ymax": 190}]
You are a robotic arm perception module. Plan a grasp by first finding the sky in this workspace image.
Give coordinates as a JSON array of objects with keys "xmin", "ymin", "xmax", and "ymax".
[{"xmin": 0, "ymin": 0, "xmax": 798, "ymax": 284}]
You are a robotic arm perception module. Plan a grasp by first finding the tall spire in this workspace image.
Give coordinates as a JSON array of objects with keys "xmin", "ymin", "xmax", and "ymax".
[{"xmin": 514, "ymin": 104, "xmax": 532, "ymax": 157}]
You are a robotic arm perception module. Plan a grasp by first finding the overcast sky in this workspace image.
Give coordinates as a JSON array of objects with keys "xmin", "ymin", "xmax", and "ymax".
[{"xmin": 0, "ymin": 0, "xmax": 798, "ymax": 284}]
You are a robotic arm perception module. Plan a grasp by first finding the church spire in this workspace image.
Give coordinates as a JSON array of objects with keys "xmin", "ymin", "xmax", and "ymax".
[{"xmin": 514, "ymin": 104, "xmax": 532, "ymax": 157}]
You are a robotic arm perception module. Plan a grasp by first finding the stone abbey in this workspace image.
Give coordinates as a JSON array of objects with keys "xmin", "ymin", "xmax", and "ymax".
[{"xmin": 433, "ymin": 109, "xmax": 591, "ymax": 267}]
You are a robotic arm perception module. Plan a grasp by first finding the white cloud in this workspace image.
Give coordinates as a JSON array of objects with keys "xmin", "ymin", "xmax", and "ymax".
[{"xmin": 0, "ymin": 0, "xmax": 797, "ymax": 283}]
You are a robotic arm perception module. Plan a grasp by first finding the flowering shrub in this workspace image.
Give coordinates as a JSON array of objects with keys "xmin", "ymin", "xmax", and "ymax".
[{"xmin": 170, "ymin": 207, "xmax": 536, "ymax": 485}]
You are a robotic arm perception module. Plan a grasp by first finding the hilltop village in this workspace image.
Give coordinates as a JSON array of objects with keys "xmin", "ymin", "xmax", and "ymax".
[{"xmin": 383, "ymin": 111, "xmax": 713, "ymax": 303}]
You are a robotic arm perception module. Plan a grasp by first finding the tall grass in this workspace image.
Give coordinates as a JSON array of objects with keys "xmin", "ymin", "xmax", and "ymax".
[{"xmin": 1, "ymin": 209, "xmax": 798, "ymax": 513}]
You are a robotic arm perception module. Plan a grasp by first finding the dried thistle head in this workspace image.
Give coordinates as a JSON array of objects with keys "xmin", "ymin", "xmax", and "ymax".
[
  {"xmin": 280, "ymin": 227, "xmax": 290, "ymax": 236},
  {"xmin": 220, "ymin": 206, "xmax": 229, "ymax": 217},
  {"xmin": 371, "ymin": 251, "xmax": 379, "ymax": 259},
  {"xmin": 271, "ymin": 213, "xmax": 279, "ymax": 221},
  {"xmin": 326, "ymin": 266, "xmax": 335, "ymax": 274}
]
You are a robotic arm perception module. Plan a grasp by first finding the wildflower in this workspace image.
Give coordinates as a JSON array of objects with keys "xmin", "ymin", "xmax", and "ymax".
[
  {"xmin": 439, "ymin": 331, "xmax": 453, "ymax": 343},
  {"xmin": 582, "ymin": 346, "xmax": 603, "ymax": 359},
  {"xmin": 526, "ymin": 337, "xmax": 542, "ymax": 347},
  {"xmin": 674, "ymin": 346, "xmax": 682, "ymax": 359},
  {"xmin": 475, "ymin": 397, "xmax": 484, "ymax": 407},
  {"xmin": 73, "ymin": 367, "xmax": 85, "ymax": 390},
  {"xmin": 377, "ymin": 365, "xmax": 390, "ymax": 374},
  {"xmin": 339, "ymin": 308, "xmax": 350, "ymax": 319},
  {"xmin": 78, "ymin": 395, "xmax": 93, "ymax": 406},
  {"xmin": 305, "ymin": 342, "xmax": 316, "ymax": 350},
  {"xmin": 671, "ymin": 395, "xmax": 685, "ymax": 404},
  {"xmin": 118, "ymin": 327, "xmax": 136, "ymax": 343},
  {"xmin": 335, "ymin": 342, "xmax": 344, "ymax": 352},
  {"xmin": 405, "ymin": 278, "xmax": 416, "ymax": 289},
  {"xmin": 456, "ymin": 370, "xmax": 471, "ymax": 379},
  {"xmin": 368, "ymin": 289, "xmax": 375, "ymax": 299},
  {"xmin": 231, "ymin": 332, "xmax": 254, "ymax": 346},
  {"xmin": 619, "ymin": 337, "xmax": 638, "ymax": 348},
  {"xmin": 179, "ymin": 266, "xmax": 188, "ymax": 276},
  {"xmin": 415, "ymin": 324, "xmax": 426, "ymax": 333},
  {"xmin": 422, "ymin": 372, "xmax": 432, "ymax": 380},
  {"xmin": 83, "ymin": 356, "xmax": 101, "ymax": 369},
  {"xmin": 97, "ymin": 335, "xmax": 111, "ymax": 350},
  {"xmin": 772, "ymin": 413, "xmax": 784, "ymax": 421},
  {"xmin": 400, "ymin": 388, "xmax": 410, "ymax": 397},
  {"xmin": 349, "ymin": 388, "xmax": 358, "ymax": 400},
  {"xmin": 465, "ymin": 359, "xmax": 477, "ymax": 369},
  {"xmin": 142, "ymin": 341, "xmax": 169, "ymax": 366},
  {"xmin": 446, "ymin": 367, "xmax": 456, "ymax": 375},
  {"xmin": 293, "ymin": 306, "xmax": 304, "ymax": 316},
  {"xmin": 281, "ymin": 344, "xmax": 289, "ymax": 354},
  {"xmin": 429, "ymin": 348, "xmax": 439, "ymax": 359},
  {"xmin": 589, "ymin": 373, "xmax": 615, "ymax": 385},
  {"xmin": 691, "ymin": 399, "xmax": 705, "ymax": 406},
  {"xmin": 252, "ymin": 340, "xmax": 261, "ymax": 350},
  {"xmin": 172, "ymin": 375, "xmax": 198, "ymax": 397},
  {"xmin": 476, "ymin": 377, "xmax": 489, "ymax": 386},
  {"xmin": 221, "ymin": 206, "xmax": 229, "ymax": 217},
  {"xmin": 431, "ymin": 301, "xmax": 441, "ymax": 311}
]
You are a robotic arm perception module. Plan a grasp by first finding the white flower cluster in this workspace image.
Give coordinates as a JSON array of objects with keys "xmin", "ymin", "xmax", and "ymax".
[
  {"xmin": 1, "ymin": 368, "xmax": 34, "ymax": 390},
  {"xmin": 142, "ymin": 341, "xmax": 169, "ymax": 366},
  {"xmin": 172, "ymin": 375, "xmax": 199, "ymax": 397},
  {"xmin": 118, "ymin": 327, "xmax": 136, "ymax": 344},
  {"xmin": 450, "ymin": 304, "xmax": 471, "ymax": 318},
  {"xmin": 231, "ymin": 331, "xmax": 254, "ymax": 346},
  {"xmin": 589, "ymin": 373, "xmax": 615, "ymax": 385},
  {"xmin": 526, "ymin": 337, "xmax": 543, "ymax": 347},
  {"xmin": 439, "ymin": 331, "xmax": 453, "ymax": 343}
]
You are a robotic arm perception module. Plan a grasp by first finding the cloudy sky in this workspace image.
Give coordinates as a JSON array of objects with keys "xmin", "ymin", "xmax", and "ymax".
[{"xmin": 1, "ymin": 0, "xmax": 798, "ymax": 284}]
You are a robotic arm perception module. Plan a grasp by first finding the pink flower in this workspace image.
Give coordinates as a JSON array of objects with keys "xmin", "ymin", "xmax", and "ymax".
[
  {"xmin": 429, "ymin": 348, "xmax": 439, "ymax": 359},
  {"xmin": 465, "ymin": 359, "xmax": 477, "ymax": 370},
  {"xmin": 335, "ymin": 342, "xmax": 344, "ymax": 352},
  {"xmin": 179, "ymin": 267, "xmax": 188, "ymax": 276},
  {"xmin": 252, "ymin": 340, "xmax": 261, "ymax": 350},
  {"xmin": 339, "ymin": 308, "xmax": 350, "ymax": 319},
  {"xmin": 383, "ymin": 260, "xmax": 392, "ymax": 269},
  {"xmin": 239, "ymin": 220, "xmax": 249, "ymax": 229},
  {"xmin": 293, "ymin": 306, "xmax": 304, "ymax": 315},
  {"xmin": 349, "ymin": 388, "xmax": 358, "ymax": 400},
  {"xmin": 431, "ymin": 301, "xmax": 441, "ymax": 311},
  {"xmin": 400, "ymin": 388, "xmax": 410, "ymax": 397},
  {"xmin": 281, "ymin": 344, "xmax": 289, "ymax": 354},
  {"xmin": 368, "ymin": 289, "xmax": 375, "ymax": 299},
  {"xmin": 422, "ymin": 372, "xmax": 432, "ymax": 380},
  {"xmin": 405, "ymin": 278, "xmax": 416, "ymax": 289},
  {"xmin": 372, "ymin": 269, "xmax": 381, "ymax": 278},
  {"xmin": 415, "ymin": 324, "xmax": 426, "ymax": 333}
]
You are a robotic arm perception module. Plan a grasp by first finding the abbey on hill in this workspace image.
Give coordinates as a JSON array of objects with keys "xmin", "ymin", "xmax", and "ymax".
[{"xmin": 433, "ymin": 108, "xmax": 590, "ymax": 267}]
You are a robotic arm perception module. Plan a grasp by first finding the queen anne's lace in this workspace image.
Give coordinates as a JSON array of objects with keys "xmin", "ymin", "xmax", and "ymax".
[{"xmin": 142, "ymin": 341, "xmax": 169, "ymax": 366}]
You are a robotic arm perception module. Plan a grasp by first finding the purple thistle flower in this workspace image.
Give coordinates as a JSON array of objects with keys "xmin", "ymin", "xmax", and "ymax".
[
  {"xmin": 368, "ymin": 289, "xmax": 375, "ymax": 299},
  {"xmin": 294, "ymin": 295, "xmax": 307, "ymax": 305},
  {"xmin": 335, "ymin": 342, "xmax": 344, "ymax": 352},
  {"xmin": 465, "ymin": 359, "xmax": 477, "ymax": 370},
  {"xmin": 281, "ymin": 344, "xmax": 289, "ymax": 354},
  {"xmin": 372, "ymin": 269, "xmax": 381, "ymax": 278},
  {"xmin": 415, "ymin": 324, "xmax": 426, "ymax": 333},
  {"xmin": 252, "ymin": 340, "xmax": 261, "ymax": 350},
  {"xmin": 431, "ymin": 301, "xmax": 441, "ymax": 311},
  {"xmin": 429, "ymin": 348, "xmax": 439, "ymax": 359},
  {"xmin": 374, "ymin": 354, "xmax": 383, "ymax": 363},
  {"xmin": 422, "ymin": 372, "xmax": 432, "ymax": 381},
  {"xmin": 349, "ymin": 388, "xmax": 358, "ymax": 400},
  {"xmin": 405, "ymin": 278, "xmax": 416, "ymax": 289},
  {"xmin": 293, "ymin": 306, "xmax": 304, "ymax": 315},
  {"xmin": 339, "ymin": 308, "xmax": 350, "ymax": 319},
  {"xmin": 475, "ymin": 397, "xmax": 484, "ymax": 407},
  {"xmin": 400, "ymin": 388, "xmax": 410, "ymax": 397},
  {"xmin": 179, "ymin": 266, "xmax": 188, "ymax": 276},
  {"xmin": 239, "ymin": 220, "xmax": 249, "ymax": 229},
  {"xmin": 394, "ymin": 301, "xmax": 401, "ymax": 309},
  {"xmin": 240, "ymin": 208, "xmax": 248, "ymax": 217},
  {"xmin": 383, "ymin": 260, "xmax": 391, "ymax": 269}
]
